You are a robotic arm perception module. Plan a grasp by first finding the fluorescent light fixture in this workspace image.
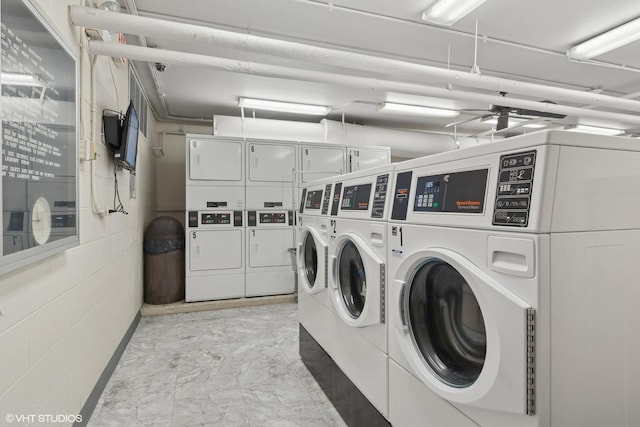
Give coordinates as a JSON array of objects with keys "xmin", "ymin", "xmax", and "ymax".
[
  {"xmin": 422, "ymin": 0, "xmax": 487, "ymax": 26},
  {"xmin": 378, "ymin": 102, "xmax": 459, "ymax": 118},
  {"xmin": 481, "ymin": 117, "xmax": 549, "ymax": 129},
  {"xmin": 1, "ymin": 72, "xmax": 43, "ymax": 87},
  {"xmin": 565, "ymin": 125, "xmax": 624, "ymax": 136},
  {"xmin": 238, "ymin": 97, "xmax": 330, "ymax": 115},
  {"xmin": 567, "ymin": 16, "xmax": 640, "ymax": 59}
]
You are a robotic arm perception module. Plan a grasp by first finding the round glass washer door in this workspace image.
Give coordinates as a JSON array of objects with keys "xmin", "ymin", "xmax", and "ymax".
[
  {"xmin": 407, "ymin": 259, "xmax": 487, "ymax": 388},
  {"xmin": 337, "ymin": 240, "xmax": 366, "ymax": 319},
  {"xmin": 302, "ymin": 232, "xmax": 318, "ymax": 289}
]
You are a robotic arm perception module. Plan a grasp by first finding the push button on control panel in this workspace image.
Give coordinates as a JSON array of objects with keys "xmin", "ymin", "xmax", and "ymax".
[{"xmin": 493, "ymin": 150, "xmax": 536, "ymax": 227}]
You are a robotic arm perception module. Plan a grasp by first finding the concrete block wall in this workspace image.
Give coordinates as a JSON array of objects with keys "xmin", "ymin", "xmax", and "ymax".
[{"xmin": 0, "ymin": 0, "xmax": 157, "ymax": 423}]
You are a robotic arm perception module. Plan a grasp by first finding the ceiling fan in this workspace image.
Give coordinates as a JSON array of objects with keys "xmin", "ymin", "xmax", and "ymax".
[{"xmin": 448, "ymin": 94, "xmax": 567, "ymax": 131}]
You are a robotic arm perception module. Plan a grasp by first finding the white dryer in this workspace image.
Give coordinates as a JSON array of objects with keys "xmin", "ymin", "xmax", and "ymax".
[
  {"xmin": 326, "ymin": 164, "xmax": 395, "ymax": 419},
  {"xmin": 245, "ymin": 209, "xmax": 296, "ymax": 297},
  {"xmin": 297, "ymin": 142, "xmax": 346, "ymax": 204},
  {"xmin": 387, "ymin": 130, "xmax": 640, "ymax": 427},
  {"xmin": 297, "ymin": 176, "xmax": 336, "ymax": 355},
  {"xmin": 347, "ymin": 145, "xmax": 391, "ymax": 172},
  {"xmin": 245, "ymin": 139, "xmax": 297, "ymax": 210}
]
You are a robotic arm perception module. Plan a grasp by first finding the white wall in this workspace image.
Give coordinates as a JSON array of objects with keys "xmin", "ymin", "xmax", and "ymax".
[
  {"xmin": 153, "ymin": 122, "xmax": 210, "ymax": 228},
  {"xmin": 0, "ymin": 0, "xmax": 157, "ymax": 422}
]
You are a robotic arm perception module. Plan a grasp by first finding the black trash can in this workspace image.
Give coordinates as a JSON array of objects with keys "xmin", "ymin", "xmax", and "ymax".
[{"xmin": 143, "ymin": 216, "xmax": 185, "ymax": 305}]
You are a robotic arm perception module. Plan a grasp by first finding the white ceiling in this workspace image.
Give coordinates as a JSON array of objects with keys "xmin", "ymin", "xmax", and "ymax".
[{"xmin": 116, "ymin": 0, "xmax": 640, "ymax": 136}]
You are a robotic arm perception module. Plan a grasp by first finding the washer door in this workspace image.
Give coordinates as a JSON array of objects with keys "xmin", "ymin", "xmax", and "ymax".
[
  {"xmin": 298, "ymin": 226, "xmax": 326, "ymax": 295},
  {"xmin": 392, "ymin": 248, "xmax": 533, "ymax": 414},
  {"xmin": 330, "ymin": 232, "xmax": 383, "ymax": 327},
  {"xmin": 408, "ymin": 260, "xmax": 486, "ymax": 388}
]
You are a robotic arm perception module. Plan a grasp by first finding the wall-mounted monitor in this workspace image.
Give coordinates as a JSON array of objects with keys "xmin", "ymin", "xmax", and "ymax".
[{"xmin": 114, "ymin": 101, "xmax": 139, "ymax": 171}]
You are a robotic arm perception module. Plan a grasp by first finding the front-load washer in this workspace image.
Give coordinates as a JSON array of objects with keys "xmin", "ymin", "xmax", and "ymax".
[
  {"xmin": 297, "ymin": 176, "xmax": 336, "ymax": 355},
  {"xmin": 387, "ymin": 130, "xmax": 640, "ymax": 427},
  {"xmin": 326, "ymin": 164, "xmax": 395, "ymax": 419},
  {"xmin": 185, "ymin": 209, "xmax": 244, "ymax": 302}
]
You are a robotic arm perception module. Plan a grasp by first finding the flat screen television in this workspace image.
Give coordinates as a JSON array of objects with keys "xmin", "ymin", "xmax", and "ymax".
[{"xmin": 115, "ymin": 101, "xmax": 139, "ymax": 171}]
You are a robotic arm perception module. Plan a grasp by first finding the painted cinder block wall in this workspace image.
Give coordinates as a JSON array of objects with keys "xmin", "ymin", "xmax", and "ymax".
[{"xmin": 0, "ymin": 0, "xmax": 157, "ymax": 421}]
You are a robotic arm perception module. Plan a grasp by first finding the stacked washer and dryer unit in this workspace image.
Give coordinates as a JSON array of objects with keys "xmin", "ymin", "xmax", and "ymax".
[
  {"xmin": 387, "ymin": 130, "xmax": 640, "ymax": 427},
  {"xmin": 185, "ymin": 136, "xmax": 246, "ymax": 301},
  {"xmin": 245, "ymin": 140, "xmax": 298, "ymax": 297}
]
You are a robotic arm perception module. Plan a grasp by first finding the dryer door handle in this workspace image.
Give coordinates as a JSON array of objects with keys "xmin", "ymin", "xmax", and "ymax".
[
  {"xmin": 330, "ymin": 255, "xmax": 338, "ymax": 289},
  {"xmin": 399, "ymin": 282, "xmax": 408, "ymax": 328}
]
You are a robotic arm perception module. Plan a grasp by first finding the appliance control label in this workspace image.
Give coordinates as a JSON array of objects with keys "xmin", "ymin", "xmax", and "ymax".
[
  {"xmin": 371, "ymin": 174, "xmax": 389, "ymax": 218},
  {"xmin": 391, "ymin": 171, "xmax": 412, "ymax": 220},
  {"xmin": 331, "ymin": 183, "xmax": 342, "ymax": 216},
  {"xmin": 201, "ymin": 213, "xmax": 231, "ymax": 225},
  {"xmin": 413, "ymin": 169, "xmax": 488, "ymax": 213},
  {"xmin": 493, "ymin": 150, "xmax": 536, "ymax": 227},
  {"xmin": 341, "ymin": 183, "xmax": 372, "ymax": 210},
  {"xmin": 321, "ymin": 184, "xmax": 332, "ymax": 215},
  {"xmin": 305, "ymin": 190, "xmax": 323, "ymax": 210},
  {"xmin": 259, "ymin": 212, "xmax": 287, "ymax": 224}
]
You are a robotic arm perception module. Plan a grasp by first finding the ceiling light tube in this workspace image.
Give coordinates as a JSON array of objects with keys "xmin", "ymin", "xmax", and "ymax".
[
  {"xmin": 565, "ymin": 125, "xmax": 624, "ymax": 136},
  {"xmin": 378, "ymin": 102, "xmax": 459, "ymax": 117},
  {"xmin": 567, "ymin": 16, "xmax": 640, "ymax": 59},
  {"xmin": 238, "ymin": 97, "xmax": 330, "ymax": 115},
  {"xmin": 1, "ymin": 72, "xmax": 43, "ymax": 87},
  {"xmin": 422, "ymin": 0, "xmax": 487, "ymax": 26}
]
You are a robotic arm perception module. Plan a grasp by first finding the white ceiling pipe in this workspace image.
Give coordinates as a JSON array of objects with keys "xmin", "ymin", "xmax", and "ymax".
[
  {"xmin": 71, "ymin": 5, "xmax": 640, "ymax": 113},
  {"xmin": 88, "ymin": 41, "xmax": 640, "ymax": 127}
]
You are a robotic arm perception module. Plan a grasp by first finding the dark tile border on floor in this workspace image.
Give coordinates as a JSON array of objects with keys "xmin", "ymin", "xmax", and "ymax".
[
  {"xmin": 299, "ymin": 324, "xmax": 391, "ymax": 427},
  {"xmin": 74, "ymin": 312, "xmax": 141, "ymax": 427}
]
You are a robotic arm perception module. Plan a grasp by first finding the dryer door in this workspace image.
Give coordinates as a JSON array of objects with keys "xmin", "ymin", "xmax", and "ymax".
[
  {"xmin": 330, "ymin": 232, "xmax": 383, "ymax": 327},
  {"xmin": 297, "ymin": 226, "xmax": 327, "ymax": 295},
  {"xmin": 392, "ymin": 248, "xmax": 533, "ymax": 415}
]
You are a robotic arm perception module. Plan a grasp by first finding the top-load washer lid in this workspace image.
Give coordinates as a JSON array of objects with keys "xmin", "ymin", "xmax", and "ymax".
[{"xmin": 408, "ymin": 260, "xmax": 486, "ymax": 388}]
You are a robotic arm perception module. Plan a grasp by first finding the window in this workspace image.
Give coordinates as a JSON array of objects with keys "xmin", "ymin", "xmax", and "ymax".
[{"xmin": 128, "ymin": 67, "xmax": 148, "ymax": 138}]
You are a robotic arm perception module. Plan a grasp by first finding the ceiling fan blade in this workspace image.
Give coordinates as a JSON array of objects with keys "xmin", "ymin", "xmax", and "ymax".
[{"xmin": 446, "ymin": 115, "xmax": 485, "ymax": 128}]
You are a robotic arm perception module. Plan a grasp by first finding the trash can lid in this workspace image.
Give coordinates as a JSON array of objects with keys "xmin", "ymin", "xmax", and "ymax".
[{"xmin": 144, "ymin": 216, "xmax": 184, "ymax": 241}]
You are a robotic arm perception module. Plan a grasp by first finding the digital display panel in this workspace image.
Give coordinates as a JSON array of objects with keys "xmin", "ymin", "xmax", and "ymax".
[
  {"xmin": 341, "ymin": 184, "xmax": 372, "ymax": 210},
  {"xmin": 201, "ymin": 213, "xmax": 231, "ymax": 225},
  {"xmin": 305, "ymin": 190, "xmax": 323, "ymax": 210},
  {"xmin": 414, "ymin": 169, "xmax": 488, "ymax": 214}
]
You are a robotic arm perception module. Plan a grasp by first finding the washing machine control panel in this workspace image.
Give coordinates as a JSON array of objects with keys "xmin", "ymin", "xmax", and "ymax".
[
  {"xmin": 188, "ymin": 211, "xmax": 243, "ymax": 227},
  {"xmin": 341, "ymin": 183, "xmax": 372, "ymax": 210},
  {"xmin": 371, "ymin": 174, "xmax": 390, "ymax": 218},
  {"xmin": 247, "ymin": 211, "xmax": 294, "ymax": 226},
  {"xmin": 413, "ymin": 169, "xmax": 488, "ymax": 214},
  {"xmin": 330, "ymin": 183, "xmax": 342, "ymax": 216},
  {"xmin": 493, "ymin": 150, "xmax": 536, "ymax": 227},
  {"xmin": 305, "ymin": 190, "xmax": 323, "ymax": 210},
  {"xmin": 321, "ymin": 184, "xmax": 332, "ymax": 215}
]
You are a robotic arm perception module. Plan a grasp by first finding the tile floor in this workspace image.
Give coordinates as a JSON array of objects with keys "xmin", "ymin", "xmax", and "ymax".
[{"xmin": 88, "ymin": 302, "xmax": 347, "ymax": 427}]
